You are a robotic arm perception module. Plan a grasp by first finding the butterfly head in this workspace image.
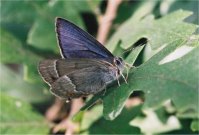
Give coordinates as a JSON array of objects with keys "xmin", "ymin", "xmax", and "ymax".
[
  {"xmin": 114, "ymin": 57, "xmax": 134, "ymax": 84},
  {"xmin": 114, "ymin": 57, "xmax": 125, "ymax": 73}
]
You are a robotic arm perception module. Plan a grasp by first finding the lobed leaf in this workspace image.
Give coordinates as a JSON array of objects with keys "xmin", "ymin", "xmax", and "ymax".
[
  {"xmin": 84, "ymin": 10, "xmax": 199, "ymax": 120},
  {"xmin": 103, "ymin": 38, "xmax": 199, "ymax": 120},
  {"xmin": 107, "ymin": 10, "xmax": 197, "ymax": 52}
]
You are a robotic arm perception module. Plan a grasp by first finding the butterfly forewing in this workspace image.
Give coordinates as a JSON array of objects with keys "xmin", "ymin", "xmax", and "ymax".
[{"xmin": 56, "ymin": 18, "xmax": 114, "ymax": 60}]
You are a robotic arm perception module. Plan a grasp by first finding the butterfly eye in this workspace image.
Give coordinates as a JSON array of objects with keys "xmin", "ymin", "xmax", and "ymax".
[{"xmin": 115, "ymin": 59, "xmax": 121, "ymax": 65}]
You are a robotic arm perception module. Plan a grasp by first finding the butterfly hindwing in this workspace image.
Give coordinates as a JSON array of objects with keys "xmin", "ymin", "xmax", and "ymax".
[
  {"xmin": 38, "ymin": 60, "xmax": 59, "ymax": 84},
  {"xmin": 50, "ymin": 75, "xmax": 82, "ymax": 99},
  {"xmin": 38, "ymin": 59, "xmax": 118, "ymax": 99}
]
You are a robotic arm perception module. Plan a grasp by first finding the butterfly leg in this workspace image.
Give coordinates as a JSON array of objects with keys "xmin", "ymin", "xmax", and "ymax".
[
  {"xmin": 117, "ymin": 79, "xmax": 120, "ymax": 86},
  {"xmin": 116, "ymin": 73, "xmax": 121, "ymax": 86},
  {"xmin": 121, "ymin": 72, "xmax": 128, "ymax": 84},
  {"xmin": 125, "ymin": 66, "xmax": 129, "ymax": 80},
  {"xmin": 125, "ymin": 62, "xmax": 135, "ymax": 80},
  {"xmin": 102, "ymin": 88, "xmax": 107, "ymax": 96},
  {"xmin": 125, "ymin": 62, "xmax": 134, "ymax": 68}
]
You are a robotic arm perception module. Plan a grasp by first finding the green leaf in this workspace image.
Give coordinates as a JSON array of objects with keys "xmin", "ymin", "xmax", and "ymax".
[
  {"xmin": 191, "ymin": 119, "xmax": 199, "ymax": 132},
  {"xmin": 0, "ymin": 29, "xmax": 45, "ymax": 83},
  {"xmin": 0, "ymin": 1, "xmax": 46, "ymax": 42},
  {"xmin": 73, "ymin": 0, "xmax": 101, "ymax": 13},
  {"xmin": 125, "ymin": 44, "xmax": 145, "ymax": 65},
  {"xmin": 161, "ymin": 0, "xmax": 198, "ymax": 24},
  {"xmin": 0, "ymin": 29, "xmax": 26, "ymax": 63},
  {"xmin": 0, "ymin": 1, "xmax": 43, "ymax": 24},
  {"xmin": 0, "ymin": 93, "xmax": 49, "ymax": 134},
  {"xmin": 113, "ymin": 0, "xmax": 156, "ymax": 26},
  {"xmin": 84, "ymin": 10, "xmax": 199, "ymax": 120},
  {"xmin": 27, "ymin": 18, "xmax": 58, "ymax": 52},
  {"xmin": 0, "ymin": 29, "xmax": 42, "ymax": 64},
  {"xmin": 27, "ymin": 0, "xmax": 85, "ymax": 53},
  {"xmin": 107, "ymin": 10, "xmax": 198, "ymax": 52},
  {"xmin": 23, "ymin": 64, "xmax": 41, "ymax": 83},
  {"xmin": 104, "ymin": 38, "xmax": 199, "ymax": 120},
  {"xmin": 0, "ymin": 64, "xmax": 52, "ymax": 103},
  {"xmin": 107, "ymin": 0, "xmax": 158, "ymax": 52},
  {"xmin": 80, "ymin": 91, "xmax": 104, "ymax": 111},
  {"xmin": 72, "ymin": 111, "xmax": 85, "ymax": 123},
  {"xmin": 80, "ymin": 105, "xmax": 141, "ymax": 134}
]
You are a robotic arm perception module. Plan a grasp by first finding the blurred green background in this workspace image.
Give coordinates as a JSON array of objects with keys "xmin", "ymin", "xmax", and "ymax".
[{"xmin": 0, "ymin": 0, "xmax": 198, "ymax": 134}]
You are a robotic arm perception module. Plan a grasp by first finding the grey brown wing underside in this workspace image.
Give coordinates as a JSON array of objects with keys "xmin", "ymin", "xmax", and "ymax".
[
  {"xmin": 50, "ymin": 75, "xmax": 82, "ymax": 98},
  {"xmin": 38, "ymin": 59, "xmax": 117, "ymax": 99},
  {"xmin": 38, "ymin": 59, "xmax": 106, "ymax": 84},
  {"xmin": 50, "ymin": 67, "xmax": 115, "ymax": 99}
]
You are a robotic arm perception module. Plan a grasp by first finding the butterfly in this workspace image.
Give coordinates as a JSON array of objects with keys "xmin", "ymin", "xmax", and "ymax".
[{"xmin": 38, "ymin": 18, "xmax": 129, "ymax": 101}]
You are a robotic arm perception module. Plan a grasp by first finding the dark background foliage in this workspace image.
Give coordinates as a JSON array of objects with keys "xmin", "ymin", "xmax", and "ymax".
[{"xmin": 0, "ymin": 0, "xmax": 198, "ymax": 134}]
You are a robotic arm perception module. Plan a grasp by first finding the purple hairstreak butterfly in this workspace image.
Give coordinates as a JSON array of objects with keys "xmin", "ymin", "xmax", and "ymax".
[{"xmin": 38, "ymin": 18, "xmax": 130, "ymax": 101}]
